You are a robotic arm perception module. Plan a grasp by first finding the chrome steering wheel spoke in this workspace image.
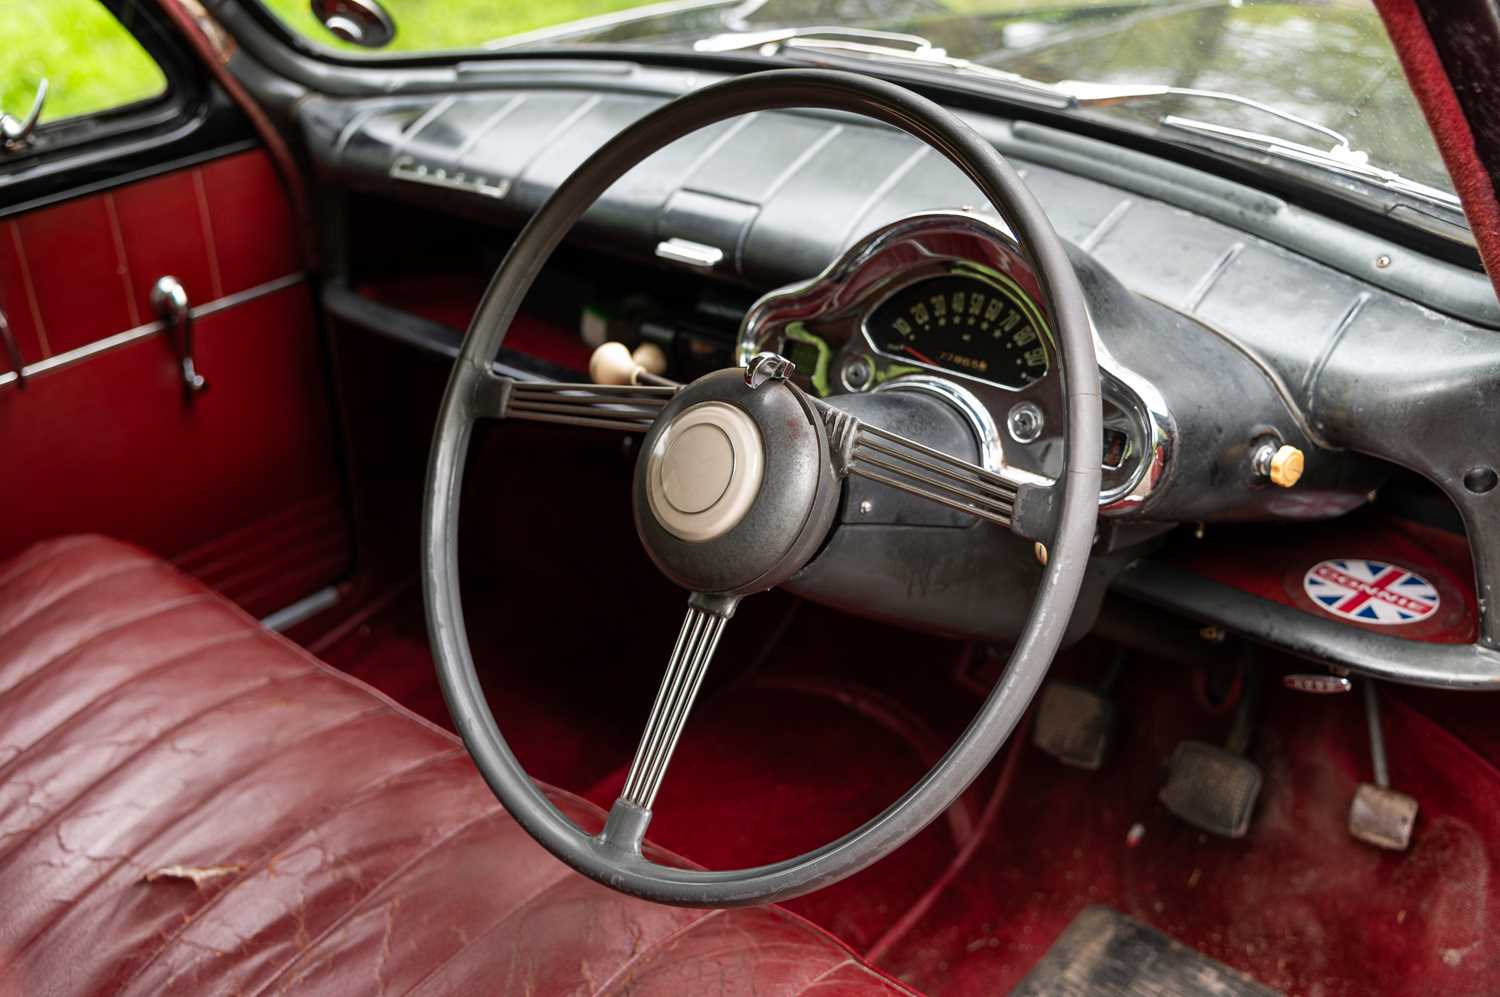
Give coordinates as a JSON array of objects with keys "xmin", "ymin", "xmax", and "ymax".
[
  {"xmin": 478, "ymin": 373, "xmax": 678, "ymax": 432},
  {"xmin": 822, "ymin": 403, "xmax": 1050, "ymax": 531},
  {"xmin": 601, "ymin": 596, "xmax": 735, "ymax": 852},
  {"xmin": 619, "ymin": 597, "xmax": 733, "ymax": 810}
]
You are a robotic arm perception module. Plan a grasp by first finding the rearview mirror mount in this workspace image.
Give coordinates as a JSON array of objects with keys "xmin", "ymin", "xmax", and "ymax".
[{"xmin": 309, "ymin": 0, "xmax": 396, "ymax": 48}]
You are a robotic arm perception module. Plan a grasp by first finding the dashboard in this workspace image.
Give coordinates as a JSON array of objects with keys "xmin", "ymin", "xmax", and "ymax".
[
  {"xmin": 280, "ymin": 64, "xmax": 1500, "ymax": 682},
  {"xmin": 295, "ymin": 76, "xmax": 1498, "ymax": 527}
]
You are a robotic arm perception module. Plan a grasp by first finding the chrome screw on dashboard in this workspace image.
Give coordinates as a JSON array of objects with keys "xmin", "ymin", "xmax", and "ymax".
[
  {"xmin": 842, "ymin": 356, "xmax": 873, "ymax": 392},
  {"xmin": 1007, "ymin": 402, "xmax": 1044, "ymax": 444}
]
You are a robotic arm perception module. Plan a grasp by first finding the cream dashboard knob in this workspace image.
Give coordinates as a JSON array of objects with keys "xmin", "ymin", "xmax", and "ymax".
[
  {"xmin": 631, "ymin": 341, "xmax": 668, "ymax": 377},
  {"xmin": 589, "ymin": 341, "xmax": 641, "ymax": 385},
  {"xmin": 589, "ymin": 341, "xmax": 671, "ymax": 386},
  {"xmin": 1269, "ymin": 445, "xmax": 1305, "ymax": 488}
]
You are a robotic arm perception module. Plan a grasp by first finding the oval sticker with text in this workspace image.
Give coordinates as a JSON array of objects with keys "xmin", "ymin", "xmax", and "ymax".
[{"xmin": 1302, "ymin": 558, "xmax": 1440, "ymax": 625}]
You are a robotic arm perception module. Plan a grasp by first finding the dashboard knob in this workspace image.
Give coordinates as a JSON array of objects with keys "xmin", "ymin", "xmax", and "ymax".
[
  {"xmin": 589, "ymin": 340, "xmax": 671, "ymax": 386},
  {"xmin": 632, "ymin": 341, "xmax": 668, "ymax": 377},
  {"xmin": 589, "ymin": 342, "xmax": 638, "ymax": 385},
  {"xmin": 1269, "ymin": 445, "xmax": 1305, "ymax": 488}
]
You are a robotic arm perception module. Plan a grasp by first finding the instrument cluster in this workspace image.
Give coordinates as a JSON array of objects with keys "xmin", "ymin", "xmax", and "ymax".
[{"xmin": 737, "ymin": 210, "xmax": 1170, "ymax": 513}]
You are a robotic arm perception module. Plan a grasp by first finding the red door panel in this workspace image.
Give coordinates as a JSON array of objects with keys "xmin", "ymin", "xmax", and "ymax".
[
  {"xmin": 0, "ymin": 223, "xmax": 46, "ymax": 367},
  {"xmin": 200, "ymin": 151, "xmax": 304, "ymax": 295},
  {"xmin": 112, "ymin": 168, "xmax": 219, "ymax": 322},
  {"xmin": 0, "ymin": 150, "xmax": 349, "ymax": 618}
]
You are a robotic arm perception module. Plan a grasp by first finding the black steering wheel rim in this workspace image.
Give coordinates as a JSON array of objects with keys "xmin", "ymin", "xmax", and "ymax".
[{"xmin": 422, "ymin": 68, "xmax": 1102, "ymax": 907}]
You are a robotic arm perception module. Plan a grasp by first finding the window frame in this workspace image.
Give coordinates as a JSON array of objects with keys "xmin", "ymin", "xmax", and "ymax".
[
  {"xmin": 3, "ymin": 0, "xmax": 187, "ymax": 159},
  {"xmin": 0, "ymin": 0, "xmax": 256, "ymax": 218}
]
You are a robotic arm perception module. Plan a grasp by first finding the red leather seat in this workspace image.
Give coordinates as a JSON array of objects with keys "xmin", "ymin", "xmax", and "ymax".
[{"xmin": 0, "ymin": 536, "xmax": 913, "ymax": 996}]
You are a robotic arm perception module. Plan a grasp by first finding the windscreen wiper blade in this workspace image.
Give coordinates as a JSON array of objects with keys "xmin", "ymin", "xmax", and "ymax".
[
  {"xmin": 696, "ymin": 28, "xmax": 1071, "ymax": 104},
  {"xmin": 1053, "ymin": 80, "xmax": 1462, "ymax": 211},
  {"xmin": 692, "ymin": 37, "xmax": 1460, "ymax": 214},
  {"xmin": 1161, "ymin": 115, "xmax": 1461, "ymax": 209},
  {"xmin": 694, "ymin": 25, "xmax": 937, "ymax": 54},
  {"xmin": 1054, "ymin": 80, "xmax": 1353, "ymax": 150}
]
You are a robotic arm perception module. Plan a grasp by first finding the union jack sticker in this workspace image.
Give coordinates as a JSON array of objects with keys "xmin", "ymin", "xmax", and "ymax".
[{"xmin": 1302, "ymin": 558, "xmax": 1440, "ymax": 625}]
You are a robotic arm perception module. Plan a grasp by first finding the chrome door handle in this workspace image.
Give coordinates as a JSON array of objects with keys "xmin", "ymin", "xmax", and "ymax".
[
  {"xmin": 151, "ymin": 276, "xmax": 208, "ymax": 398},
  {"xmin": 0, "ymin": 306, "xmax": 26, "ymax": 390}
]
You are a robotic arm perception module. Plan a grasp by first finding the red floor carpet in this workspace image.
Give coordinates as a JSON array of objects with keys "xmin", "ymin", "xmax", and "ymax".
[{"xmin": 303, "ymin": 587, "xmax": 1500, "ymax": 996}]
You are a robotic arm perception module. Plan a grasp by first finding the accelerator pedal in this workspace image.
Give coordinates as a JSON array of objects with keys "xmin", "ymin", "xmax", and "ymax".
[
  {"xmin": 1012, "ymin": 905, "xmax": 1282, "ymax": 996},
  {"xmin": 1348, "ymin": 679, "xmax": 1418, "ymax": 850}
]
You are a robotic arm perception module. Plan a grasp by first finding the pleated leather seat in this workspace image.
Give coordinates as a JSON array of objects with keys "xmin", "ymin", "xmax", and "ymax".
[{"xmin": 0, "ymin": 536, "xmax": 913, "ymax": 996}]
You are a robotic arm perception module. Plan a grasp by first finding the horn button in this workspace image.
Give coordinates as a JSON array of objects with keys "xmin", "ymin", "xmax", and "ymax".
[
  {"xmin": 648, "ymin": 403, "xmax": 763, "ymax": 541},
  {"xmin": 633, "ymin": 368, "xmax": 838, "ymax": 598}
]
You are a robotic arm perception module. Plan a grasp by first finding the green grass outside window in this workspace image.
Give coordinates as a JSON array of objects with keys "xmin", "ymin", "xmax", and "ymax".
[{"xmin": 0, "ymin": 0, "xmax": 166, "ymax": 124}]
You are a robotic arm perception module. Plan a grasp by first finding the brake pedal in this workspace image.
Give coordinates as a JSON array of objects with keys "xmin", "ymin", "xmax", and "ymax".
[
  {"xmin": 1160, "ymin": 662, "xmax": 1263, "ymax": 838},
  {"xmin": 1033, "ymin": 653, "xmax": 1122, "ymax": 770},
  {"xmin": 1348, "ymin": 680, "xmax": 1418, "ymax": 851},
  {"xmin": 1035, "ymin": 683, "xmax": 1115, "ymax": 769}
]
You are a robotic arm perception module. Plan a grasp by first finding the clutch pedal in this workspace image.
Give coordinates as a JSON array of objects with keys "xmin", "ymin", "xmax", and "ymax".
[
  {"xmin": 1033, "ymin": 653, "xmax": 1121, "ymax": 770},
  {"xmin": 1348, "ymin": 679, "xmax": 1418, "ymax": 850},
  {"xmin": 1159, "ymin": 661, "xmax": 1263, "ymax": 838}
]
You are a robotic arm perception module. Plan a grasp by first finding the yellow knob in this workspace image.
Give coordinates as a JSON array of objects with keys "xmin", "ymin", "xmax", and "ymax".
[{"xmin": 1269, "ymin": 445, "xmax": 1304, "ymax": 488}]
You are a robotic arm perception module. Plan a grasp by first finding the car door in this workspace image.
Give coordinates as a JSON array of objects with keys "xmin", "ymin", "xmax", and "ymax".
[{"xmin": 0, "ymin": 0, "xmax": 350, "ymax": 619}]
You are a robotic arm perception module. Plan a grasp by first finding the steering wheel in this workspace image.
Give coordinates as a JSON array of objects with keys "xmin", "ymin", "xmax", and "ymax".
[{"xmin": 423, "ymin": 68, "xmax": 1101, "ymax": 907}]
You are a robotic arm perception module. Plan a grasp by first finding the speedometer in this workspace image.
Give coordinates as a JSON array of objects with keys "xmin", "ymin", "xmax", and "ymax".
[{"xmin": 864, "ymin": 272, "xmax": 1051, "ymax": 389}]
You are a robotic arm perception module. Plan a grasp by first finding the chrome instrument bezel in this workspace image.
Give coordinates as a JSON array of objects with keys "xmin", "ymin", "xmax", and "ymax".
[{"xmin": 737, "ymin": 209, "xmax": 1173, "ymax": 513}]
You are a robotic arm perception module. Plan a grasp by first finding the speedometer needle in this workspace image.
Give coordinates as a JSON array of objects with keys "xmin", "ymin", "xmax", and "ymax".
[{"xmin": 901, "ymin": 345, "xmax": 937, "ymax": 365}]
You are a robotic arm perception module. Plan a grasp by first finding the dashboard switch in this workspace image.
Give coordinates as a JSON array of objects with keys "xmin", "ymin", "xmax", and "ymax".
[
  {"xmin": 1252, "ymin": 440, "xmax": 1304, "ymax": 488},
  {"xmin": 1269, "ymin": 445, "xmax": 1305, "ymax": 487}
]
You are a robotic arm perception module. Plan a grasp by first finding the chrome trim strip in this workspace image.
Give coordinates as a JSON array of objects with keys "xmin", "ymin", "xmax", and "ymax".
[
  {"xmin": 0, "ymin": 272, "xmax": 305, "ymax": 389},
  {"xmin": 874, "ymin": 375, "xmax": 1007, "ymax": 478},
  {"xmin": 655, "ymin": 237, "xmax": 724, "ymax": 269},
  {"xmin": 390, "ymin": 155, "xmax": 510, "ymax": 199},
  {"xmin": 260, "ymin": 584, "xmax": 341, "ymax": 633}
]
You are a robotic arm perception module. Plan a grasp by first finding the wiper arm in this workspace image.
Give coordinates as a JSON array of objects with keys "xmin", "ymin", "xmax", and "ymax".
[
  {"xmin": 1161, "ymin": 115, "xmax": 1461, "ymax": 209},
  {"xmin": 1053, "ymin": 80, "xmax": 1461, "ymax": 211},
  {"xmin": 696, "ymin": 28, "xmax": 1070, "ymax": 102},
  {"xmin": 1054, "ymin": 80, "xmax": 1352, "ymax": 151},
  {"xmin": 695, "ymin": 26, "xmax": 939, "ymax": 55},
  {"xmin": 690, "ymin": 40, "xmax": 1460, "ymax": 213}
]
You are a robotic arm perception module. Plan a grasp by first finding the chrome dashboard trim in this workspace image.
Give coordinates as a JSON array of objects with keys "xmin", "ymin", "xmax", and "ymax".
[
  {"xmin": 390, "ymin": 154, "xmax": 510, "ymax": 199},
  {"xmin": 738, "ymin": 209, "xmax": 1174, "ymax": 515},
  {"xmin": 1091, "ymin": 310, "xmax": 1174, "ymax": 514},
  {"xmin": 656, "ymin": 237, "xmax": 725, "ymax": 269},
  {"xmin": 873, "ymin": 375, "xmax": 1006, "ymax": 477}
]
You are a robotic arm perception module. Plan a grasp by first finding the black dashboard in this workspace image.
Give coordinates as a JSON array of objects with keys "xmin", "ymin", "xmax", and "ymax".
[{"xmin": 276, "ymin": 59, "xmax": 1500, "ymax": 680}]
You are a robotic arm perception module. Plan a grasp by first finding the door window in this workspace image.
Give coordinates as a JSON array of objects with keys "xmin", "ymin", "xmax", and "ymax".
[{"xmin": 0, "ymin": 0, "xmax": 167, "ymax": 126}]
